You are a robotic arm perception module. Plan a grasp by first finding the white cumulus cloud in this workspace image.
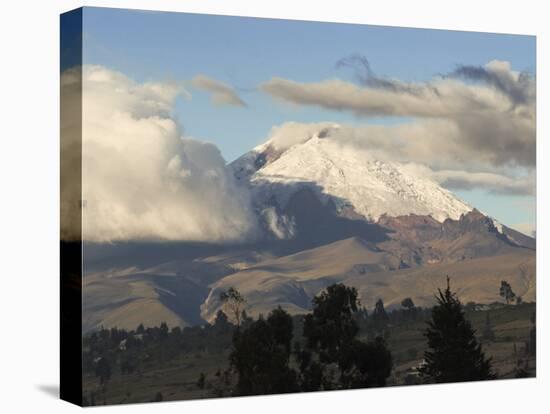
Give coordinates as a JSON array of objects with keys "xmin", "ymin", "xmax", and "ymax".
[{"xmin": 61, "ymin": 65, "xmax": 258, "ymax": 243}]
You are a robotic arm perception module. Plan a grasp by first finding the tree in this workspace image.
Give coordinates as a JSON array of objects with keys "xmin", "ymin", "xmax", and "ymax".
[
  {"xmin": 401, "ymin": 297, "xmax": 417, "ymax": 321},
  {"xmin": 213, "ymin": 309, "xmax": 232, "ymax": 334},
  {"xmin": 401, "ymin": 297, "xmax": 415, "ymax": 310},
  {"xmin": 339, "ymin": 337, "xmax": 393, "ymax": 388},
  {"xmin": 372, "ymin": 298, "xmax": 389, "ymax": 333},
  {"xmin": 230, "ymin": 307, "xmax": 298, "ymax": 396},
  {"xmin": 300, "ymin": 283, "xmax": 392, "ymax": 390},
  {"xmin": 373, "ymin": 298, "xmax": 389, "ymax": 322},
  {"xmin": 419, "ymin": 277, "xmax": 495, "ymax": 383},
  {"xmin": 499, "ymin": 280, "xmax": 516, "ymax": 304},
  {"xmin": 516, "ymin": 296, "xmax": 523, "ymax": 305},
  {"xmin": 219, "ymin": 287, "xmax": 246, "ymax": 327},
  {"xmin": 159, "ymin": 322, "xmax": 169, "ymax": 339},
  {"xmin": 303, "ymin": 284, "xmax": 359, "ymax": 362}
]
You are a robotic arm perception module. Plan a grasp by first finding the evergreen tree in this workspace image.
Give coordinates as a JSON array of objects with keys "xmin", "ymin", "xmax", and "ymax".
[
  {"xmin": 303, "ymin": 284, "xmax": 359, "ymax": 362},
  {"xmin": 372, "ymin": 298, "xmax": 389, "ymax": 334},
  {"xmin": 213, "ymin": 309, "xmax": 232, "ymax": 334},
  {"xmin": 159, "ymin": 322, "xmax": 169, "ymax": 339},
  {"xmin": 419, "ymin": 277, "xmax": 495, "ymax": 383},
  {"xmin": 230, "ymin": 307, "xmax": 298, "ymax": 395},
  {"xmin": 373, "ymin": 298, "xmax": 389, "ymax": 322},
  {"xmin": 300, "ymin": 283, "xmax": 392, "ymax": 389}
]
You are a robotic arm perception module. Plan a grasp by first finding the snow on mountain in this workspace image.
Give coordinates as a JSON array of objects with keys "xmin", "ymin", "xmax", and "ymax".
[{"xmin": 232, "ymin": 123, "xmax": 473, "ymax": 225}]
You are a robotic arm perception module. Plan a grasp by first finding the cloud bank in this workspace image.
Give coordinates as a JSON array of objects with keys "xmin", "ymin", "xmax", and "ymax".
[
  {"xmin": 61, "ymin": 65, "xmax": 258, "ymax": 243},
  {"xmin": 192, "ymin": 75, "xmax": 247, "ymax": 107},
  {"xmin": 261, "ymin": 60, "xmax": 535, "ymax": 170}
]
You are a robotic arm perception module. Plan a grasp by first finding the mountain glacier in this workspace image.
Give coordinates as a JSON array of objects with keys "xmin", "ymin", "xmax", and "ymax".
[{"xmin": 232, "ymin": 124, "xmax": 473, "ymax": 230}]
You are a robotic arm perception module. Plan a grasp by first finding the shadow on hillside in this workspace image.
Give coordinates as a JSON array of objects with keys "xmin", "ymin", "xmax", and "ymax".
[
  {"xmin": 82, "ymin": 181, "xmax": 392, "ymax": 271},
  {"xmin": 253, "ymin": 180, "xmax": 392, "ymax": 255}
]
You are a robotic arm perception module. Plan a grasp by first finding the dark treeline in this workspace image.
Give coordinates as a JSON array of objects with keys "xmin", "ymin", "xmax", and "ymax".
[
  {"xmin": 82, "ymin": 314, "xmax": 236, "ymax": 404},
  {"xmin": 82, "ymin": 286, "xmax": 413, "ymax": 397},
  {"xmin": 82, "ymin": 279, "xmax": 534, "ymax": 404},
  {"xmin": 83, "ymin": 313, "xmax": 235, "ymax": 379}
]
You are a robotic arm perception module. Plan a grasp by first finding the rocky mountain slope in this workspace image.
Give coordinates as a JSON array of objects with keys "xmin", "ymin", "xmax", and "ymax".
[{"xmin": 201, "ymin": 210, "xmax": 535, "ymax": 322}]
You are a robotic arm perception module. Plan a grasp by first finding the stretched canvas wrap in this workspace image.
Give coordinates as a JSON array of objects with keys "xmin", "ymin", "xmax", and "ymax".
[{"xmin": 60, "ymin": 7, "xmax": 537, "ymax": 406}]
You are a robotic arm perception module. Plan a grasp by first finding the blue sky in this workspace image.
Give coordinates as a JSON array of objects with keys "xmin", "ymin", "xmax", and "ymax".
[{"xmin": 79, "ymin": 7, "xmax": 536, "ymax": 234}]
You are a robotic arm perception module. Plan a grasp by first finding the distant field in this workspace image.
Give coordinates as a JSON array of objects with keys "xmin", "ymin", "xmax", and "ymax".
[{"xmin": 84, "ymin": 351, "xmax": 229, "ymax": 404}]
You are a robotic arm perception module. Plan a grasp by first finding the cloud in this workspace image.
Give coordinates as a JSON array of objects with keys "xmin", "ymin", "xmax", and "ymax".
[
  {"xmin": 430, "ymin": 169, "xmax": 535, "ymax": 196},
  {"xmin": 317, "ymin": 121, "xmax": 532, "ymax": 175},
  {"xmin": 192, "ymin": 74, "xmax": 247, "ymax": 107},
  {"xmin": 264, "ymin": 121, "xmax": 338, "ymax": 152},
  {"xmin": 336, "ymin": 54, "xmax": 427, "ymax": 94},
  {"xmin": 399, "ymin": 164, "xmax": 535, "ymax": 196},
  {"xmin": 61, "ymin": 65, "xmax": 258, "ymax": 243},
  {"xmin": 448, "ymin": 60, "xmax": 535, "ymax": 107},
  {"xmin": 260, "ymin": 60, "xmax": 535, "ymax": 169}
]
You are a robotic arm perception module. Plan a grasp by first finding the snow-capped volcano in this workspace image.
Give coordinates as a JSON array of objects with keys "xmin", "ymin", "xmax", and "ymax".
[{"xmin": 232, "ymin": 123, "xmax": 472, "ymax": 224}]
